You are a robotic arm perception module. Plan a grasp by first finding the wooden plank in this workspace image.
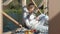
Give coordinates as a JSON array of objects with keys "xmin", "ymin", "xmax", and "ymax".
[
  {"xmin": 49, "ymin": 0, "xmax": 60, "ymax": 34},
  {"xmin": 3, "ymin": 31, "xmax": 12, "ymax": 34},
  {"xmin": 44, "ymin": 0, "xmax": 48, "ymax": 14},
  {"xmin": 0, "ymin": 0, "xmax": 3, "ymax": 34}
]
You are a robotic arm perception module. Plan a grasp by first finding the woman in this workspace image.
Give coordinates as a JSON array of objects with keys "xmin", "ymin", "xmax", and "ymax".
[{"xmin": 22, "ymin": 0, "xmax": 49, "ymax": 33}]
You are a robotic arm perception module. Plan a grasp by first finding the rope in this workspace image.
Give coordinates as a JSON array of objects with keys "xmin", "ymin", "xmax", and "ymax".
[{"xmin": 31, "ymin": 0, "xmax": 42, "ymax": 14}]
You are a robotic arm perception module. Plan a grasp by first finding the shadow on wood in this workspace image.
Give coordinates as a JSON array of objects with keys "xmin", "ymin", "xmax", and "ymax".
[{"xmin": 49, "ymin": 12, "xmax": 60, "ymax": 34}]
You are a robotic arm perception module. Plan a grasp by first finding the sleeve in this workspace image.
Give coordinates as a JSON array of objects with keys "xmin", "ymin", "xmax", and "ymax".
[
  {"xmin": 25, "ymin": 19, "xmax": 32, "ymax": 28},
  {"xmin": 22, "ymin": 6, "xmax": 29, "ymax": 18},
  {"xmin": 22, "ymin": 6, "xmax": 29, "ymax": 12},
  {"xmin": 22, "ymin": 6, "xmax": 32, "ymax": 28},
  {"xmin": 23, "ymin": 13, "xmax": 32, "ymax": 28}
]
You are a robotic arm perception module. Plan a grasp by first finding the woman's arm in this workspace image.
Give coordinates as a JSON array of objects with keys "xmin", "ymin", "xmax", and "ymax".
[
  {"xmin": 22, "ymin": 0, "xmax": 31, "ymax": 28},
  {"xmin": 22, "ymin": 0, "xmax": 29, "ymax": 12},
  {"xmin": 22, "ymin": 0, "xmax": 29, "ymax": 19},
  {"xmin": 22, "ymin": 0, "xmax": 29, "ymax": 18}
]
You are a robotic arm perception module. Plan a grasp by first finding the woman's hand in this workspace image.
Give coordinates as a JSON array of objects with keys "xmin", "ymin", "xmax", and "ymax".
[{"xmin": 36, "ymin": 17, "xmax": 39, "ymax": 20}]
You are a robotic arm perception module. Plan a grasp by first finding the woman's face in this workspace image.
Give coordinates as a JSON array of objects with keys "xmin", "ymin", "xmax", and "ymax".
[{"xmin": 28, "ymin": 5, "xmax": 35, "ymax": 13}]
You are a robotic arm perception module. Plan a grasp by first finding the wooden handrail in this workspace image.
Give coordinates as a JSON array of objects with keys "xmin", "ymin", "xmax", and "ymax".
[
  {"xmin": 2, "ymin": 12, "xmax": 23, "ymax": 28},
  {"xmin": 0, "ymin": 0, "xmax": 3, "ymax": 34}
]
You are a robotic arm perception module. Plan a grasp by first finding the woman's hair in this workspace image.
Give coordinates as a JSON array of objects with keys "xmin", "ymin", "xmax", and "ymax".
[
  {"xmin": 27, "ymin": 3, "xmax": 35, "ymax": 9},
  {"xmin": 28, "ymin": 3, "xmax": 34, "ymax": 6}
]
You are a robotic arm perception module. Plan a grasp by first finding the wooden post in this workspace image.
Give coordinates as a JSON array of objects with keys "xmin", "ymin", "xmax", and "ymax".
[
  {"xmin": 44, "ymin": 0, "xmax": 48, "ymax": 14},
  {"xmin": 22, "ymin": 0, "xmax": 26, "ymax": 7},
  {"xmin": 0, "ymin": 0, "xmax": 3, "ymax": 34},
  {"xmin": 49, "ymin": 0, "xmax": 60, "ymax": 34}
]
